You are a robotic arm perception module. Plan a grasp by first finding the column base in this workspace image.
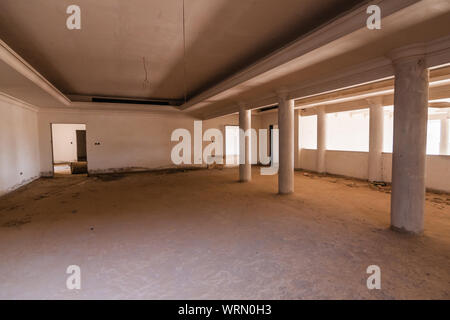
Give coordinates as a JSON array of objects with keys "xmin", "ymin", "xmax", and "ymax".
[
  {"xmin": 390, "ymin": 225, "xmax": 423, "ymax": 236},
  {"xmin": 278, "ymin": 190, "xmax": 294, "ymax": 195}
]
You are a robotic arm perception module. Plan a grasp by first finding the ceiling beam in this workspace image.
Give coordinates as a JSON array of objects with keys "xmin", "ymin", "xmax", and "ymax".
[
  {"xmin": 181, "ymin": 0, "xmax": 422, "ymax": 112},
  {"xmin": 294, "ymin": 66, "xmax": 450, "ymax": 109},
  {"xmin": 297, "ymin": 83, "xmax": 450, "ymax": 116}
]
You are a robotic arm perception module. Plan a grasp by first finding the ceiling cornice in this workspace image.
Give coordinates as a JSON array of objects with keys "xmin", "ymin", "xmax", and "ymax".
[
  {"xmin": 0, "ymin": 91, "xmax": 39, "ymax": 112},
  {"xmin": 0, "ymin": 39, "xmax": 71, "ymax": 106}
]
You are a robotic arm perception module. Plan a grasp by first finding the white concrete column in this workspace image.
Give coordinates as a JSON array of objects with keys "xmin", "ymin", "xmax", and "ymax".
[
  {"xmin": 368, "ymin": 98, "xmax": 384, "ymax": 182},
  {"xmin": 389, "ymin": 45, "xmax": 429, "ymax": 234},
  {"xmin": 239, "ymin": 105, "xmax": 251, "ymax": 182},
  {"xmin": 316, "ymin": 106, "xmax": 327, "ymax": 174},
  {"xmin": 278, "ymin": 95, "xmax": 294, "ymax": 194},
  {"xmin": 440, "ymin": 114, "xmax": 449, "ymax": 155},
  {"xmin": 294, "ymin": 109, "xmax": 301, "ymax": 169}
]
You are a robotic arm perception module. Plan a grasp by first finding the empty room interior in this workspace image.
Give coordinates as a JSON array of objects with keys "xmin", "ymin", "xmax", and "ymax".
[{"xmin": 0, "ymin": 0, "xmax": 449, "ymax": 300}]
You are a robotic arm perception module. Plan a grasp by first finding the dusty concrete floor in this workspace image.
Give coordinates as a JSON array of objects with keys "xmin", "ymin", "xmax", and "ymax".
[{"xmin": 0, "ymin": 168, "xmax": 449, "ymax": 299}]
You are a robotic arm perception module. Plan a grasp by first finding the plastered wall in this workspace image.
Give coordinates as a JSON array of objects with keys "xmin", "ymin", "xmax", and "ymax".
[
  {"xmin": 2, "ymin": 103, "xmax": 448, "ymax": 195},
  {"xmin": 38, "ymin": 108, "xmax": 198, "ymax": 176},
  {"xmin": 325, "ymin": 150, "xmax": 369, "ymax": 180},
  {"xmin": 381, "ymin": 153, "xmax": 450, "ymax": 192},
  {"xmin": 300, "ymin": 149, "xmax": 450, "ymax": 192},
  {"xmin": 0, "ymin": 97, "xmax": 40, "ymax": 196}
]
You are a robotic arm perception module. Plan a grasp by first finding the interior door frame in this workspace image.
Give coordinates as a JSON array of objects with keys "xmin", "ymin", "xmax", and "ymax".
[
  {"xmin": 50, "ymin": 123, "xmax": 88, "ymax": 177},
  {"xmin": 76, "ymin": 129, "xmax": 87, "ymax": 161}
]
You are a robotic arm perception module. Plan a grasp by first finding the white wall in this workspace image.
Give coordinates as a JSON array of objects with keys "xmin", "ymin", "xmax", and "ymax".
[
  {"xmin": 299, "ymin": 149, "xmax": 450, "ymax": 192},
  {"xmin": 51, "ymin": 123, "xmax": 86, "ymax": 163},
  {"xmin": 0, "ymin": 96, "xmax": 40, "ymax": 196},
  {"xmin": 38, "ymin": 108, "xmax": 198, "ymax": 176},
  {"xmin": 325, "ymin": 150, "xmax": 369, "ymax": 180},
  {"xmin": 299, "ymin": 149, "xmax": 317, "ymax": 172},
  {"xmin": 425, "ymin": 155, "xmax": 450, "ymax": 192},
  {"xmin": 381, "ymin": 153, "xmax": 450, "ymax": 192}
]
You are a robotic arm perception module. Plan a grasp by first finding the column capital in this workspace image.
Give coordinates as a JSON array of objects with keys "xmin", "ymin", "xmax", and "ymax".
[
  {"xmin": 387, "ymin": 43, "xmax": 427, "ymax": 65},
  {"xmin": 315, "ymin": 105, "xmax": 326, "ymax": 113},
  {"xmin": 276, "ymin": 88, "xmax": 290, "ymax": 100},
  {"xmin": 366, "ymin": 96, "xmax": 383, "ymax": 107},
  {"xmin": 236, "ymin": 102, "xmax": 248, "ymax": 112}
]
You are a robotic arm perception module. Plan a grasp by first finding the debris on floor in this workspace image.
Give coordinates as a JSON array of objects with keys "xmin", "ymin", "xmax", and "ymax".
[
  {"xmin": 70, "ymin": 161, "xmax": 88, "ymax": 174},
  {"xmin": 2, "ymin": 216, "xmax": 31, "ymax": 228}
]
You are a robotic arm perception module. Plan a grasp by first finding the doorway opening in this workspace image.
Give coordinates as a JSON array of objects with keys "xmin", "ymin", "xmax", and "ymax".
[
  {"xmin": 268, "ymin": 124, "xmax": 278, "ymax": 165},
  {"xmin": 225, "ymin": 125, "xmax": 239, "ymax": 166},
  {"xmin": 51, "ymin": 124, "xmax": 88, "ymax": 176}
]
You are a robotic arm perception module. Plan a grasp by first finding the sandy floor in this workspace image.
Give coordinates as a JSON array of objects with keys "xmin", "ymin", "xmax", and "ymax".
[{"xmin": 0, "ymin": 168, "xmax": 448, "ymax": 299}]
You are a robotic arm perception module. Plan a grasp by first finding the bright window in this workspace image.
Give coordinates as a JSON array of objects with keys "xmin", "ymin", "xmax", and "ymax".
[
  {"xmin": 326, "ymin": 109, "xmax": 369, "ymax": 152},
  {"xmin": 384, "ymin": 107, "xmax": 448, "ymax": 155},
  {"xmin": 383, "ymin": 106, "xmax": 394, "ymax": 153},
  {"xmin": 299, "ymin": 115, "xmax": 317, "ymax": 149},
  {"xmin": 225, "ymin": 125, "xmax": 239, "ymax": 165},
  {"xmin": 427, "ymin": 119, "xmax": 441, "ymax": 155}
]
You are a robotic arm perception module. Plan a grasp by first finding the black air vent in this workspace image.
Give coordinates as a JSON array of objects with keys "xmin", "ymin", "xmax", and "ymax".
[
  {"xmin": 92, "ymin": 97, "xmax": 177, "ymax": 106},
  {"xmin": 259, "ymin": 105, "xmax": 278, "ymax": 112}
]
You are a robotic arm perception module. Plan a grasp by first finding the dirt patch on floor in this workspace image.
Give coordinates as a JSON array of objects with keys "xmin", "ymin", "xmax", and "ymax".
[
  {"xmin": 94, "ymin": 174, "xmax": 126, "ymax": 182},
  {"xmin": 2, "ymin": 216, "xmax": 31, "ymax": 228},
  {"xmin": 299, "ymin": 170, "xmax": 450, "ymax": 210}
]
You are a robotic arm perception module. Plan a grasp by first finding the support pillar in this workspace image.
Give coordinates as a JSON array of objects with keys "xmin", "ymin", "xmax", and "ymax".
[
  {"xmin": 389, "ymin": 45, "xmax": 429, "ymax": 234},
  {"xmin": 294, "ymin": 109, "xmax": 301, "ymax": 169},
  {"xmin": 368, "ymin": 98, "xmax": 384, "ymax": 182},
  {"xmin": 239, "ymin": 106, "xmax": 251, "ymax": 182},
  {"xmin": 316, "ymin": 106, "xmax": 326, "ymax": 174},
  {"xmin": 440, "ymin": 114, "xmax": 449, "ymax": 155},
  {"xmin": 278, "ymin": 95, "xmax": 294, "ymax": 194}
]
